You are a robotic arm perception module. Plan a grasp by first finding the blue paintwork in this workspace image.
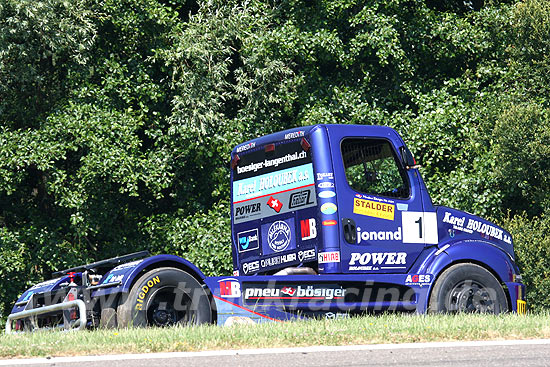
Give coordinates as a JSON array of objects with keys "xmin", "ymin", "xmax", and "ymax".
[
  {"xmin": 435, "ymin": 206, "xmax": 514, "ymax": 260},
  {"xmin": 205, "ymin": 273, "xmax": 430, "ymax": 325},
  {"xmin": 329, "ymin": 126, "xmax": 427, "ymax": 275},
  {"xmin": 11, "ymin": 255, "xmax": 206, "ymax": 310},
  {"xmin": 224, "ymin": 124, "xmax": 525, "ymax": 320},
  {"xmin": 90, "ymin": 254, "xmax": 206, "ymax": 297},
  {"xmin": 310, "ymin": 126, "xmax": 341, "ymax": 274},
  {"xmin": 10, "ymin": 275, "xmax": 72, "ymax": 314},
  {"xmin": 10, "ymin": 124, "xmax": 526, "ymax": 326}
]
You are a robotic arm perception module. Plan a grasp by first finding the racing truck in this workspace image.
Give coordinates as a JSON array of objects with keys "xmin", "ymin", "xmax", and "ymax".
[{"xmin": 6, "ymin": 124, "xmax": 526, "ymax": 332}]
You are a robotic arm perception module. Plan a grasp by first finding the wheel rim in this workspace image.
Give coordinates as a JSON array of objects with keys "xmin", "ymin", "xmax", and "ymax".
[
  {"xmin": 446, "ymin": 280, "xmax": 496, "ymax": 313},
  {"xmin": 145, "ymin": 286, "xmax": 194, "ymax": 326}
]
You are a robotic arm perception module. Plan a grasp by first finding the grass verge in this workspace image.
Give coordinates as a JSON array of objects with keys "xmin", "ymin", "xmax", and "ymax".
[{"xmin": 1, "ymin": 313, "xmax": 549, "ymax": 359}]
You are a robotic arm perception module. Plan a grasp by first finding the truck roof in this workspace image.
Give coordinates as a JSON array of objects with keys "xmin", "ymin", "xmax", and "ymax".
[{"xmin": 231, "ymin": 124, "xmax": 402, "ymax": 155}]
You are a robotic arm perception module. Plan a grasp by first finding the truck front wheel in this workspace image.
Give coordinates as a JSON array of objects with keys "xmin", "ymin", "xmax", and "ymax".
[
  {"xmin": 428, "ymin": 263, "xmax": 508, "ymax": 314},
  {"xmin": 117, "ymin": 267, "xmax": 212, "ymax": 327}
]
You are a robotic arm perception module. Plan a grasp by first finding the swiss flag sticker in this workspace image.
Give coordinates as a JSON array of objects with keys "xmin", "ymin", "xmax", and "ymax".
[
  {"xmin": 281, "ymin": 286, "xmax": 296, "ymax": 296},
  {"xmin": 267, "ymin": 196, "xmax": 283, "ymax": 213}
]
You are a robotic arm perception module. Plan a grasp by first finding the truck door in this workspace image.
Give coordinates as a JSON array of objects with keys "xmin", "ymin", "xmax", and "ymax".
[{"xmin": 330, "ymin": 127, "xmax": 437, "ymax": 273}]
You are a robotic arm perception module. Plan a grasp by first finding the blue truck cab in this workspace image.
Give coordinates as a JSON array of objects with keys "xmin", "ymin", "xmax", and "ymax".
[
  {"xmin": 215, "ymin": 124, "xmax": 525, "ymax": 323},
  {"xmin": 6, "ymin": 124, "xmax": 526, "ymax": 331}
]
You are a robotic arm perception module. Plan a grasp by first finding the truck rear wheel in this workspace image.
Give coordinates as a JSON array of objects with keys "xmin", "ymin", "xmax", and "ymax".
[
  {"xmin": 428, "ymin": 263, "xmax": 508, "ymax": 314},
  {"xmin": 117, "ymin": 267, "xmax": 212, "ymax": 327}
]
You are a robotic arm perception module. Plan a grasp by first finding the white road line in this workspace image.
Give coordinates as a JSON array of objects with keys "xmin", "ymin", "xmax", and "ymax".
[{"xmin": 2, "ymin": 339, "xmax": 550, "ymax": 365}]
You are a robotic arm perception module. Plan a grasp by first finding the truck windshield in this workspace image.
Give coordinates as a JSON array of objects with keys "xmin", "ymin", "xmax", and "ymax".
[{"xmin": 232, "ymin": 140, "xmax": 316, "ymax": 224}]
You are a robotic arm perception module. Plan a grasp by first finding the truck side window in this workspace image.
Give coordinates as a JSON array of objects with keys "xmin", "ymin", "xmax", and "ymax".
[{"xmin": 341, "ymin": 138, "xmax": 409, "ymax": 199}]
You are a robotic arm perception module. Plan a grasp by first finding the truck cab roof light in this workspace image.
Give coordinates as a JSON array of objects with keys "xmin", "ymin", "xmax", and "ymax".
[
  {"xmin": 231, "ymin": 154, "xmax": 240, "ymax": 170},
  {"xmin": 301, "ymin": 137, "xmax": 311, "ymax": 152}
]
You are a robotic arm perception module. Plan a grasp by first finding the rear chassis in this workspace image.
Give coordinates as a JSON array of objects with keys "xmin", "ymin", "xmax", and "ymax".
[{"xmin": 6, "ymin": 252, "xmax": 149, "ymax": 332}]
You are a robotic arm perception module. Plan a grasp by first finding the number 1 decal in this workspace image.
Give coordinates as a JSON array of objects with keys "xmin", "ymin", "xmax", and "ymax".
[
  {"xmin": 414, "ymin": 216, "xmax": 423, "ymax": 239},
  {"xmin": 402, "ymin": 212, "xmax": 438, "ymax": 244}
]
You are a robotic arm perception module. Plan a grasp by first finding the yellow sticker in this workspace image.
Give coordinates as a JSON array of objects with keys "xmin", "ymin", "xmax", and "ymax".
[
  {"xmin": 353, "ymin": 198, "xmax": 395, "ymax": 221},
  {"xmin": 517, "ymin": 300, "xmax": 527, "ymax": 315}
]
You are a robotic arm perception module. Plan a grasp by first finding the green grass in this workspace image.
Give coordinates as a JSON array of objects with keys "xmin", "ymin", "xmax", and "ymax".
[{"xmin": 1, "ymin": 313, "xmax": 549, "ymax": 359}]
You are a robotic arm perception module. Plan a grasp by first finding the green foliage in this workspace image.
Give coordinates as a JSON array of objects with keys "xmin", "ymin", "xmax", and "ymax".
[
  {"xmin": 0, "ymin": 229, "xmax": 28, "ymax": 319},
  {"xmin": 1, "ymin": 0, "xmax": 550, "ymax": 318},
  {"xmin": 0, "ymin": 0, "xmax": 96, "ymax": 126},
  {"xmin": 143, "ymin": 201, "xmax": 232, "ymax": 277},
  {"xmin": 511, "ymin": 0, "xmax": 550, "ymax": 62},
  {"xmin": 501, "ymin": 214, "xmax": 550, "ymax": 311},
  {"xmin": 492, "ymin": 103, "xmax": 550, "ymax": 216}
]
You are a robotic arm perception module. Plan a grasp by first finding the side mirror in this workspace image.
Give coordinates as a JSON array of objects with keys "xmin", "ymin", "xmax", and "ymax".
[{"xmin": 400, "ymin": 146, "xmax": 420, "ymax": 169}]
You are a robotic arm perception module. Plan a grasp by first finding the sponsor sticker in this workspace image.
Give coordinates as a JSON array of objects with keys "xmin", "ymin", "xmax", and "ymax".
[
  {"xmin": 281, "ymin": 286, "xmax": 296, "ymax": 296},
  {"xmin": 218, "ymin": 278, "xmax": 241, "ymax": 298},
  {"xmin": 242, "ymin": 261, "xmax": 260, "ymax": 274},
  {"xmin": 405, "ymin": 274, "xmax": 432, "ymax": 287},
  {"xmin": 244, "ymin": 285, "xmax": 346, "ymax": 301},
  {"xmin": 442, "ymin": 211, "xmax": 510, "ymax": 243},
  {"xmin": 237, "ymin": 229, "xmax": 259, "ymax": 253},
  {"xmin": 298, "ymin": 248, "xmax": 316, "ymax": 262},
  {"xmin": 103, "ymin": 274, "xmax": 124, "ymax": 284},
  {"xmin": 233, "ymin": 141, "xmax": 312, "ymax": 182},
  {"xmin": 354, "ymin": 193, "xmax": 395, "ymax": 204},
  {"xmin": 348, "ymin": 252, "xmax": 407, "ymax": 271},
  {"xmin": 322, "ymin": 220, "xmax": 337, "ymax": 226},
  {"xmin": 234, "ymin": 202, "xmax": 262, "ymax": 222},
  {"xmin": 233, "ymin": 163, "xmax": 314, "ymax": 203},
  {"xmin": 356, "ymin": 226, "xmax": 402, "ymax": 244},
  {"xmin": 300, "ymin": 218, "xmax": 317, "ymax": 241},
  {"xmin": 396, "ymin": 203, "xmax": 409, "ymax": 211},
  {"xmin": 284, "ymin": 131, "xmax": 305, "ymax": 140},
  {"xmin": 268, "ymin": 221, "xmax": 291, "ymax": 252},
  {"xmin": 289, "ymin": 190, "xmax": 312, "ymax": 209},
  {"xmin": 112, "ymin": 259, "xmax": 144, "ymax": 271},
  {"xmin": 236, "ymin": 151, "xmax": 308, "ymax": 175},
  {"xmin": 267, "ymin": 196, "xmax": 283, "ymax": 213},
  {"xmin": 353, "ymin": 198, "xmax": 395, "ymax": 221},
  {"xmin": 233, "ymin": 270, "xmax": 240, "ymax": 276},
  {"xmin": 316, "ymin": 172, "xmax": 334, "ymax": 181},
  {"xmin": 233, "ymin": 187, "xmax": 316, "ymax": 224},
  {"xmin": 318, "ymin": 251, "xmax": 340, "ymax": 264},
  {"xmin": 260, "ymin": 252, "xmax": 297, "ymax": 269},
  {"xmin": 318, "ymin": 191, "xmax": 336, "ymax": 199},
  {"xmin": 261, "ymin": 219, "xmax": 296, "ymax": 255},
  {"xmin": 29, "ymin": 278, "xmax": 62, "ymax": 290},
  {"xmin": 325, "ymin": 312, "xmax": 350, "ymax": 320},
  {"xmin": 318, "ymin": 182, "xmax": 334, "ymax": 189},
  {"xmin": 236, "ymin": 142, "xmax": 256, "ymax": 153},
  {"xmin": 320, "ymin": 202, "xmax": 337, "ymax": 215}
]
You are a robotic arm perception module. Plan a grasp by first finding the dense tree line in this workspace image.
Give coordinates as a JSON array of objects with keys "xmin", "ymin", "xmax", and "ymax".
[{"xmin": 1, "ymin": 0, "xmax": 550, "ymax": 317}]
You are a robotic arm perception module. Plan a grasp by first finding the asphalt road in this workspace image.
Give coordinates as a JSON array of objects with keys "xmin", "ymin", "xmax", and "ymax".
[{"xmin": 2, "ymin": 340, "xmax": 550, "ymax": 367}]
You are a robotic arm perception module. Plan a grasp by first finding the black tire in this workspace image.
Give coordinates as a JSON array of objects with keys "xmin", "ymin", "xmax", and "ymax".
[
  {"xmin": 100, "ymin": 305, "xmax": 118, "ymax": 328},
  {"xmin": 117, "ymin": 267, "xmax": 212, "ymax": 327},
  {"xmin": 428, "ymin": 263, "xmax": 508, "ymax": 314},
  {"xmin": 99, "ymin": 293, "xmax": 119, "ymax": 328}
]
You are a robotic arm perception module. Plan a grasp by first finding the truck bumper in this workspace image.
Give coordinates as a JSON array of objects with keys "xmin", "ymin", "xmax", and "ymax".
[
  {"xmin": 5, "ymin": 299, "xmax": 87, "ymax": 333},
  {"xmin": 504, "ymin": 281, "xmax": 527, "ymax": 314}
]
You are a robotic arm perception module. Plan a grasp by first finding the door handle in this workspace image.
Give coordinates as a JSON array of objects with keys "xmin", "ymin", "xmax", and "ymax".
[{"xmin": 342, "ymin": 218, "xmax": 356, "ymax": 244}]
